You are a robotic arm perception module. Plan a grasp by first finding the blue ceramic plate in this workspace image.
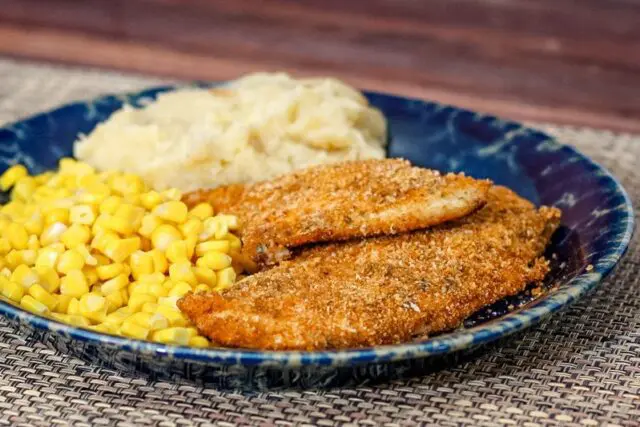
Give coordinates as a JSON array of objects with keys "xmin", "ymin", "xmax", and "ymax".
[{"xmin": 0, "ymin": 85, "xmax": 634, "ymax": 389}]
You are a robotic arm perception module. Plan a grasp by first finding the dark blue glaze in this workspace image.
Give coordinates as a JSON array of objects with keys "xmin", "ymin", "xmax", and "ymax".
[{"xmin": 0, "ymin": 85, "xmax": 633, "ymax": 389}]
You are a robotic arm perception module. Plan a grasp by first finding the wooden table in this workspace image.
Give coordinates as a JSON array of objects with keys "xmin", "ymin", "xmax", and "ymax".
[{"xmin": 1, "ymin": 0, "xmax": 638, "ymax": 132}]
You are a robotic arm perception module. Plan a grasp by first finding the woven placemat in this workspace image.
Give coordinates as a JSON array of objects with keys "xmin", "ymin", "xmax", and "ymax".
[{"xmin": 0, "ymin": 58, "xmax": 638, "ymax": 427}]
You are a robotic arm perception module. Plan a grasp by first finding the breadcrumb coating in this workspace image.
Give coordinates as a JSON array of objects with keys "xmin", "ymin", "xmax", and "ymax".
[
  {"xmin": 179, "ymin": 186, "xmax": 561, "ymax": 350},
  {"xmin": 183, "ymin": 159, "xmax": 491, "ymax": 267}
]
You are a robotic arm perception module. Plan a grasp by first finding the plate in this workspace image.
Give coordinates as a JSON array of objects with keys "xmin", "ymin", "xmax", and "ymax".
[{"xmin": 0, "ymin": 85, "xmax": 634, "ymax": 389}]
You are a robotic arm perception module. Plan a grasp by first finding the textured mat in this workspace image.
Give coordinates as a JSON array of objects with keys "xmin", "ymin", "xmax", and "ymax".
[{"xmin": 0, "ymin": 58, "xmax": 638, "ymax": 426}]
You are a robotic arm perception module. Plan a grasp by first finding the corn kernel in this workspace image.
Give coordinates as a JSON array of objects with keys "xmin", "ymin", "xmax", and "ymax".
[
  {"xmin": 216, "ymin": 267, "xmax": 236, "ymax": 290},
  {"xmin": 79, "ymin": 293, "xmax": 107, "ymax": 323},
  {"xmin": 185, "ymin": 235, "xmax": 197, "ymax": 259},
  {"xmin": 155, "ymin": 304, "xmax": 189, "ymax": 327},
  {"xmin": 99, "ymin": 195, "xmax": 123, "ymax": 215},
  {"xmin": 158, "ymin": 295, "xmax": 181, "ymax": 310},
  {"xmin": 140, "ymin": 191, "xmax": 163, "ymax": 210},
  {"xmin": 189, "ymin": 336, "xmax": 209, "ymax": 348},
  {"xmin": 60, "ymin": 270, "xmax": 89, "ymax": 298},
  {"xmin": 150, "ymin": 249, "xmax": 168, "ymax": 274},
  {"xmin": 69, "ymin": 204, "xmax": 97, "ymax": 225},
  {"xmin": 129, "ymin": 250, "xmax": 154, "ymax": 280},
  {"xmin": 138, "ymin": 272, "xmax": 166, "ymax": 284},
  {"xmin": 114, "ymin": 203, "xmax": 145, "ymax": 229},
  {"xmin": 89, "ymin": 323, "xmax": 116, "ymax": 334},
  {"xmin": 90, "ymin": 230, "xmax": 118, "ymax": 252},
  {"xmin": 0, "ymin": 164, "xmax": 28, "ymax": 191},
  {"xmin": 168, "ymin": 281, "xmax": 192, "ymax": 298},
  {"xmin": 35, "ymin": 266, "xmax": 60, "ymax": 293},
  {"xmin": 169, "ymin": 261, "xmax": 197, "ymax": 286},
  {"xmin": 56, "ymin": 249, "xmax": 86, "ymax": 275},
  {"xmin": 197, "ymin": 251, "xmax": 232, "ymax": 271},
  {"xmin": 105, "ymin": 289, "xmax": 128, "ymax": 313},
  {"xmin": 196, "ymin": 240, "xmax": 230, "ymax": 256},
  {"xmin": 193, "ymin": 266, "xmax": 217, "ymax": 287},
  {"xmin": 2, "ymin": 281, "xmax": 24, "ymax": 302},
  {"xmin": 55, "ymin": 294, "xmax": 73, "ymax": 313},
  {"xmin": 61, "ymin": 223, "xmax": 92, "ymax": 248},
  {"xmin": 66, "ymin": 297, "xmax": 80, "ymax": 315},
  {"xmin": 119, "ymin": 320, "xmax": 149, "ymax": 340},
  {"xmin": 27, "ymin": 235, "xmax": 40, "ymax": 251},
  {"xmin": 0, "ymin": 238, "xmax": 11, "ymax": 255},
  {"xmin": 128, "ymin": 293, "xmax": 157, "ymax": 312},
  {"xmin": 179, "ymin": 218, "xmax": 203, "ymax": 238},
  {"xmin": 6, "ymin": 222, "xmax": 29, "ymax": 250},
  {"xmin": 100, "ymin": 275, "xmax": 129, "ymax": 297},
  {"xmin": 40, "ymin": 222, "xmax": 68, "ymax": 246},
  {"xmin": 130, "ymin": 312, "xmax": 169, "ymax": 331},
  {"xmin": 151, "ymin": 224, "xmax": 181, "ymax": 251},
  {"xmin": 104, "ymin": 310, "xmax": 130, "ymax": 327},
  {"xmin": 20, "ymin": 294, "xmax": 49, "ymax": 315},
  {"xmin": 103, "ymin": 237, "xmax": 140, "ymax": 263},
  {"xmin": 151, "ymin": 327, "xmax": 190, "ymax": 345},
  {"xmin": 45, "ymin": 207, "xmax": 70, "ymax": 225},
  {"xmin": 141, "ymin": 302, "xmax": 158, "ymax": 314},
  {"xmin": 4, "ymin": 251, "xmax": 21, "ymax": 269},
  {"xmin": 28, "ymin": 284, "xmax": 58, "ymax": 310},
  {"xmin": 139, "ymin": 214, "xmax": 162, "ymax": 238},
  {"xmin": 66, "ymin": 314, "xmax": 91, "ymax": 327},
  {"xmin": 12, "ymin": 176, "xmax": 37, "ymax": 201},
  {"xmin": 188, "ymin": 203, "xmax": 214, "ymax": 221},
  {"xmin": 35, "ymin": 246, "xmax": 61, "ymax": 269},
  {"xmin": 166, "ymin": 240, "xmax": 188, "ymax": 263},
  {"xmin": 102, "ymin": 214, "xmax": 134, "ymax": 235},
  {"xmin": 11, "ymin": 264, "xmax": 39, "ymax": 288},
  {"xmin": 193, "ymin": 283, "xmax": 211, "ymax": 294},
  {"xmin": 161, "ymin": 188, "xmax": 182, "ymax": 201},
  {"xmin": 24, "ymin": 213, "xmax": 44, "ymax": 235},
  {"xmin": 96, "ymin": 263, "xmax": 124, "ymax": 281}
]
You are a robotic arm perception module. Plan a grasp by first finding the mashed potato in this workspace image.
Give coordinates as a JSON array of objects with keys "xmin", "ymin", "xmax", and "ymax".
[{"xmin": 74, "ymin": 73, "xmax": 387, "ymax": 191}]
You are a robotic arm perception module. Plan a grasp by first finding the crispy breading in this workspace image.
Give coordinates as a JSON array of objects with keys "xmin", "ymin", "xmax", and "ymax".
[
  {"xmin": 183, "ymin": 159, "xmax": 491, "ymax": 267},
  {"xmin": 178, "ymin": 186, "xmax": 561, "ymax": 351}
]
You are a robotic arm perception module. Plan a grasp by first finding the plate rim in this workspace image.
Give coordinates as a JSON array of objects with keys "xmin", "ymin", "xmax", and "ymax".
[{"xmin": 0, "ymin": 85, "xmax": 634, "ymax": 367}]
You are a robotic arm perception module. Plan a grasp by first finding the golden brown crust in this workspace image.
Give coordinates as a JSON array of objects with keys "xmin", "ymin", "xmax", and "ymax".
[
  {"xmin": 178, "ymin": 186, "xmax": 562, "ymax": 351},
  {"xmin": 183, "ymin": 159, "xmax": 492, "ymax": 267}
]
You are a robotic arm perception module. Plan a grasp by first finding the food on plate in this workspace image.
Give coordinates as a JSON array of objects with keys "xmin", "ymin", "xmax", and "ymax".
[
  {"xmin": 0, "ymin": 159, "xmax": 244, "ymax": 346},
  {"xmin": 74, "ymin": 73, "xmax": 387, "ymax": 192},
  {"xmin": 183, "ymin": 159, "xmax": 492, "ymax": 268},
  {"xmin": 178, "ymin": 186, "xmax": 561, "ymax": 350}
]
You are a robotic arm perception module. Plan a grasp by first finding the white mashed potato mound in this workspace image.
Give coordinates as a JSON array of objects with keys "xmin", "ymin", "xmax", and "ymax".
[{"xmin": 74, "ymin": 73, "xmax": 387, "ymax": 191}]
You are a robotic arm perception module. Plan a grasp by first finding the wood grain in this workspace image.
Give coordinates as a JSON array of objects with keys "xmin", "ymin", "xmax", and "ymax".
[{"xmin": 0, "ymin": 0, "xmax": 639, "ymax": 132}]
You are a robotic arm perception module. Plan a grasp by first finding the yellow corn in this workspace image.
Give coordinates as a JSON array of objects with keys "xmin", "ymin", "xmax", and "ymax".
[
  {"xmin": 79, "ymin": 293, "xmax": 107, "ymax": 323},
  {"xmin": 35, "ymin": 266, "xmax": 60, "ymax": 293},
  {"xmin": 6, "ymin": 222, "xmax": 29, "ymax": 250},
  {"xmin": 11, "ymin": 264, "xmax": 39, "ymax": 288},
  {"xmin": 56, "ymin": 294, "xmax": 73, "ymax": 314},
  {"xmin": 193, "ymin": 284, "xmax": 211, "ymax": 294},
  {"xmin": 28, "ymin": 284, "xmax": 58, "ymax": 310},
  {"xmin": 140, "ymin": 191, "xmax": 163, "ymax": 210},
  {"xmin": 103, "ymin": 237, "xmax": 140, "ymax": 263},
  {"xmin": 69, "ymin": 204, "xmax": 97, "ymax": 225},
  {"xmin": 96, "ymin": 263, "xmax": 124, "ymax": 281},
  {"xmin": 127, "ymin": 293, "xmax": 156, "ymax": 312},
  {"xmin": 0, "ymin": 164, "xmax": 28, "ymax": 191},
  {"xmin": 168, "ymin": 281, "xmax": 192, "ymax": 298},
  {"xmin": 129, "ymin": 251, "xmax": 154, "ymax": 280},
  {"xmin": 119, "ymin": 320, "xmax": 149, "ymax": 340},
  {"xmin": 168, "ymin": 262, "xmax": 197, "ymax": 286},
  {"xmin": 100, "ymin": 273, "xmax": 129, "ymax": 295},
  {"xmin": 56, "ymin": 249, "xmax": 86, "ymax": 275},
  {"xmin": 1, "ymin": 159, "xmax": 242, "ymax": 347},
  {"xmin": 2, "ymin": 281, "xmax": 24, "ymax": 302},
  {"xmin": 151, "ymin": 327, "xmax": 190, "ymax": 345},
  {"xmin": 20, "ymin": 295, "xmax": 49, "ymax": 315},
  {"xmin": 196, "ymin": 240, "xmax": 230, "ymax": 256},
  {"xmin": 60, "ymin": 270, "xmax": 89, "ymax": 298},
  {"xmin": 188, "ymin": 203, "xmax": 213, "ymax": 221},
  {"xmin": 166, "ymin": 240, "xmax": 188, "ymax": 263},
  {"xmin": 151, "ymin": 224, "xmax": 181, "ymax": 251},
  {"xmin": 150, "ymin": 249, "xmax": 168, "ymax": 273},
  {"xmin": 189, "ymin": 336, "xmax": 209, "ymax": 348},
  {"xmin": 197, "ymin": 251, "xmax": 232, "ymax": 271},
  {"xmin": 216, "ymin": 267, "xmax": 237, "ymax": 290}
]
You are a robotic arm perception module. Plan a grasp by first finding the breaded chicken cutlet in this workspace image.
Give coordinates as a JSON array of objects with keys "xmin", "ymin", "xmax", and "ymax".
[
  {"xmin": 183, "ymin": 159, "xmax": 491, "ymax": 268},
  {"xmin": 179, "ymin": 186, "xmax": 561, "ymax": 351}
]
